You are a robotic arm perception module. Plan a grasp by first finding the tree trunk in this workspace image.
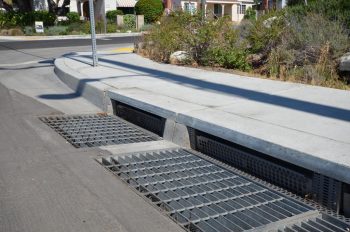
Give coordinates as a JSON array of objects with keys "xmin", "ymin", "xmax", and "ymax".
[
  {"xmin": 57, "ymin": 0, "xmax": 70, "ymax": 15},
  {"xmin": 14, "ymin": 0, "xmax": 32, "ymax": 12},
  {"xmin": 263, "ymin": 0, "xmax": 268, "ymax": 10},
  {"xmin": 47, "ymin": 0, "xmax": 57, "ymax": 13}
]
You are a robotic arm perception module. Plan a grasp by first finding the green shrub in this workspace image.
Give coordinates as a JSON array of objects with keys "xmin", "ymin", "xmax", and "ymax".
[
  {"xmin": 106, "ymin": 10, "xmax": 123, "ymax": 22},
  {"xmin": 46, "ymin": 26, "xmax": 68, "ymax": 35},
  {"xmin": 20, "ymin": 11, "xmax": 56, "ymax": 26},
  {"xmin": 244, "ymin": 7, "xmax": 256, "ymax": 21},
  {"xmin": 33, "ymin": 11, "xmax": 56, "ymax": 26},
  {"xmin": 124, "ymin": 14, "xmax": 136, "ymax": 29},
  {"xmin": 135, "ymin": 0, "xmax": 163, "ymax": 23},
  {"xmin": 140, "ymin": 24, "xmax": 154, "ymax": 31},
  {"xmin": 246, "ymin": 10, "xmax": 287, "ymax": 54},
  {"xmin": 140, "ymin": 11, "xmax": 250, "ymax": 70},
  {"xmin": 0, "ymin": 11, "xmax": 22, "ymax": 28},
  {"xmin": 106, "ymin": 23, "xmax": 117, "ymax": 33},
  {"xmin": 66, "ymin": 12, "xmax": 80, "ymax": 23},
  {"xmin": 0, "ymin": 11, "xmax": 6, "ymax": 28},
  {"xmin": 24, "ymin": 26, "xmax": 34, "ymax": 35},
  {"xmin": 0, "ymin": 10, "xmax": 56, "ymax": 28},
  {"xmin": 205, "ymin": 47, "xmax": 251, "ymax": 71},
  {"xmin": 287, "ymin": 0, "xmax": 350, "ymax": 29},
  {"xmin": 265, "ymin": 13, "xmax": 349, "ymax": 86},
  {"xmin": 67, "ymin": 22, "xmax": 89, "ymax": 34}
]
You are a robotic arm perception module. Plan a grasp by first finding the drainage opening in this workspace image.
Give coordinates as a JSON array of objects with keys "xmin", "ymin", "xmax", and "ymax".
[
  {"xmin": 40, "ymin": 114, "xmax": 161, "ymax": 148},
  {"xmin": 99, "ymin": 148, "xmax": 336, "ymax": 232},
  {"xmin": 112, "ymin": 100, "xmax": 166, "ymax": 137},
  {"xmin": 188, "ymin": 128, "xmax": 350, "ymax": 217}
]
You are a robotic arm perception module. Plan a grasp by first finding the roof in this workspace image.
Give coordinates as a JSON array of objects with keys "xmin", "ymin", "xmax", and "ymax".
[{"xmin": 116, "ymin": 0, "xmax": 136, "ymax": 7}]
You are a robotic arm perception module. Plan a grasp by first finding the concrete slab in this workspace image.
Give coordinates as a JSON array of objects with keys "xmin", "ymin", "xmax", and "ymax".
[
  {"xmin": 99, "ymin": 140, "xmax": 179, "ymax": 156},
  {"xmin": 108, "ymin": 88, "xmax": 207, "ymax": 119},
  {"xmin": 54, "ymin": 52, "xmax": 350, "ymax": 185}
]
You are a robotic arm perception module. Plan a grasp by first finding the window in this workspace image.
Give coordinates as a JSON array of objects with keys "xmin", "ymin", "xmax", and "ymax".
[
  {"xmin": 214, "ymin": 4, "xmax": 222, "ymax": 16},
  {"xmin": 184, "ymin": 2, "xmax": 195, "ymax": 14},
  {"xmin": 237, "ymin": 4, "xmax": 246, "ymax": 14}
]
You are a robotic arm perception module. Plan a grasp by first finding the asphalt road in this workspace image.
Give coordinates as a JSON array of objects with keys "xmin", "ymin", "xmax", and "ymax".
[
  {"xmin": 0, "ymin": 36, "xmax": 137, "ymax": 112},
  {"xmin": 0, "ymin": 37, "xmax": 183, "ymax": 232},
  {"xmin": 0, "ymin": 36, "xmax": 138, "ymax": 50},
  {"xmin": 0, "ymin": 36, "xmax": 138, "ymax": 65}
]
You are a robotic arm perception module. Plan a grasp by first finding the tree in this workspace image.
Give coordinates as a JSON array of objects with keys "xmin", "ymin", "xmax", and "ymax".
[
  {"xmin": 14, "ymin": 0, "xmax": 32, "ymax": 12},
  {"xmin": 135, "ymin": 0, "xmax": 163, "ymax": 23}
]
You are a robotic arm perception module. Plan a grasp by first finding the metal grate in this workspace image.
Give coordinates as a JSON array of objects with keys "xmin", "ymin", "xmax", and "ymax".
[
  {"xmin": 99, "ymin": 148, "xmax": 323, "ymax": 232},
  {"xmin": 312, "ymin": 174, "xmax": 342, "ymax": 212},
  {"xmin": 196, "ymin": 135, "xmax": 313, "ymax": 197},
  {"xmin": 279, "ymin": 213, "xmax": 350, "ymax": 232},
  {"xmin": 40, "ymin": 114, "xmax": 161, "ymax": 148},
  {"xmin": 113, "ymin": 101, "xmax": 166, "ymax": 136}
]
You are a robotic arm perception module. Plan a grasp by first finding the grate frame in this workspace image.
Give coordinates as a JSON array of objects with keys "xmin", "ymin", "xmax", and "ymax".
[
  {"xmin": 312, "ymin": 173, "xmax": 342, "ymax": 212},
  {"xmin": 39, "ymin": 114, "xmax": 161, "ymax": 148},
  {"xmin": 97, "ymin": 148, "xmax": 334, "ymax": 232},
  {"xmin": 195, "ymin": 135, "xmax": 313, "ymax": 197}
]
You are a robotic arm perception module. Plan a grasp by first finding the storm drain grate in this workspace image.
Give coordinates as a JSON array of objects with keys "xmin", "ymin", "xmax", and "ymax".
[
  {"xmin": 40, "ymin": 114, "xmax": 161, "ymax": 148},
  {"xmin": 99, "ymin": 148, "xmax": 326, "ymax": 232}
]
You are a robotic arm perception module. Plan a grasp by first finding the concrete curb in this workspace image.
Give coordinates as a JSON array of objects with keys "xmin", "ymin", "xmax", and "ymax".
[
  {"xmin": 54, "ymin": 55, "xmax": 350, "ymax": 185},
  {"xmin": 54, "ymin": 58, "xmax": 112, "ymax": 112},
  {"xmin": 0, "ymin": 32, "xmax": 141, "ymax": 41},
  {"xmin": 107, "ymin": 87, "xmax": 350, "ymax": 185}
]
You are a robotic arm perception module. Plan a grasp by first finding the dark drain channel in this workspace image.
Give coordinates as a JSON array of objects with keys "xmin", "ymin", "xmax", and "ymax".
[
  {"xmin": 98, "ymin": 148, "xmax": 349, "ymax": 232},
  {"xmin": 40, "ymin": 114, "xmax": 161, "ymax": 148}
]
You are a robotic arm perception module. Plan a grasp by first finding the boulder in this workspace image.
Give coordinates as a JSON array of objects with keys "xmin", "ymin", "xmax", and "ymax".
[
  {"xmin": 134, "ymin": 41, "xmax": 145, "ymax": 53},
  {"xmin": 263, "ymin": 16, "xmax": 277, "ymax": 28},
  {"xmin": 339, "ymin": 52, "xmax": 350, "ymax": 72},
  {"xmin": 246, "ymin": 53, "xmax": 264, "ymax": 67},
  {"xmin": 169, "ymin": 51, "xmax": 191, "ymax": 65}
]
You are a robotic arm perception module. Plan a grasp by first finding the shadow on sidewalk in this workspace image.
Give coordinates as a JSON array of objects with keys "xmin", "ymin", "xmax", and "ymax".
[{"xmin": 39, "ymin": 54, "xmax": 350, "ymax": 122}]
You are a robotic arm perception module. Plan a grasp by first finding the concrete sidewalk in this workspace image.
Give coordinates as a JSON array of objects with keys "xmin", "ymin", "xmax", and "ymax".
[{"xmin": 54, "ymin": 51, "xmax": 350, "ymax": 185}]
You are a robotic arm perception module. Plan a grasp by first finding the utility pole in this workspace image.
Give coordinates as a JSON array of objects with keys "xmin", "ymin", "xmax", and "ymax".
[
  {"xmin": 201, "ymin": 0, "xmax": 206, "ymax": 21},
  {"xmin": 88, "ymin": 0, "xmax": 98, "ymax": 66},
  {"xmin": 102, "ymin": 0, "xmax": 107, "ymax": 34}
]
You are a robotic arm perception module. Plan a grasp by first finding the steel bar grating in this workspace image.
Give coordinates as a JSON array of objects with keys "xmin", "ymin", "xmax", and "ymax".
[
  {"xmin": 98, "ymin": 148, "xmax": 328, "ymax": 232},
  {"xmin": 40, "ymin": 114, "xmax": 161, "ymax": 148}
]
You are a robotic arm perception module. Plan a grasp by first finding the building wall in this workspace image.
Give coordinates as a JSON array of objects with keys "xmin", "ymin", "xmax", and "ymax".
[
  {"xmin": 179, "ymin": 0, "xmax": 253, "ymax": 23},
  {"xmin": 105, "ymin": 0, "xmax": 117, "ymax": 12}
]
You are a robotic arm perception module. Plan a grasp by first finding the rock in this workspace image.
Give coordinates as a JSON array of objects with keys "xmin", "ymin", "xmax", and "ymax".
[
  {"xmin": 339, "ymin": 52, "xmax": 350, "ymax": 72},
  {"xmin": 263, "ymin": 16, "xmax": 278, "ymax": 28},
  {"xmin": 246, "ymin": 53, "xmax": 264, "ymax": 67},
  {"xmin": 137, "ymin": 42, "xmax": 144, "ymax": 49},
  {"xmin": 169, "ymin": 51, "xmax": 191, "ymax": 65},
  {"xmin": 134, "ymin": 42, "xmax": 145, "ymax": 53}
]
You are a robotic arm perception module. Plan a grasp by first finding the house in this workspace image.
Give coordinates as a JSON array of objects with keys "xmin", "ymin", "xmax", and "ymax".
[
  {"xmin": 68, "ymin": 0, "xmax": 116, "ymax": 20},
  {"xmin": 165, "ymin": 0, "xmax": 255, "ymax": 22},
  {"xmin": 68, "ymin": 0, "xmax": 136, "ymax": 20},
  {"xmin": 261, "ymin": 0, "xmax": 288, "ymax": 10}
]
